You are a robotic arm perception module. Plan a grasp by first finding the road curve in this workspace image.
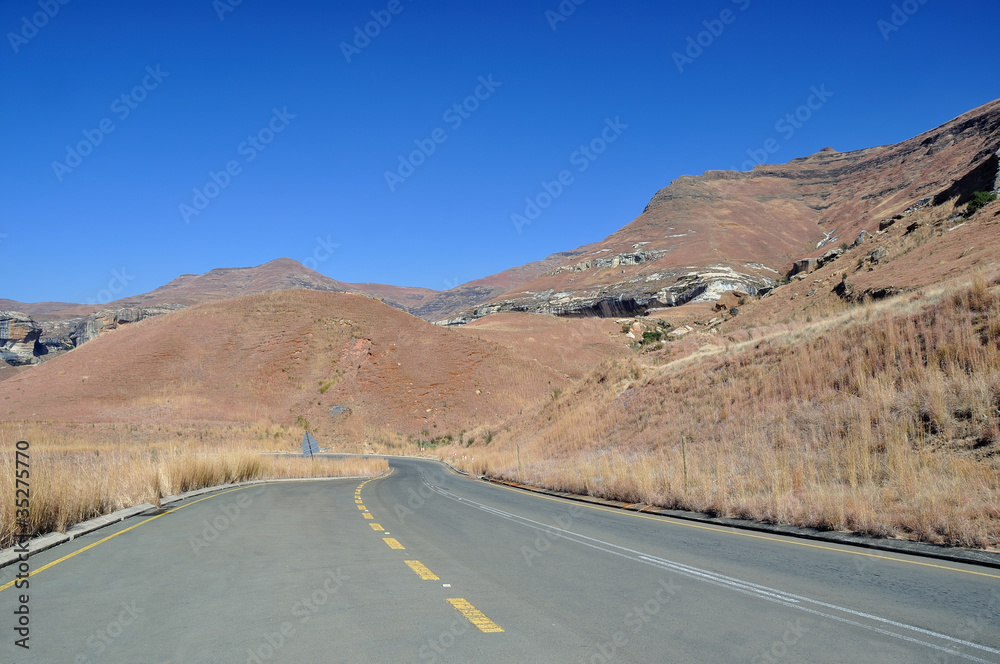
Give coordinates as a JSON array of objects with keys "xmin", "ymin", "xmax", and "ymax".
[{"xmin": 2, "ymin": 456, "xmax": 998, "ymax": 663}]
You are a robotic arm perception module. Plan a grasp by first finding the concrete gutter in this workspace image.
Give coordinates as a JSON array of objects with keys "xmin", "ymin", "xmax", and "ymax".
[
  {"xmin": 0, "ymin": 475, "xmax": 374, "ymax": 570},
  {"xmin": 482, "ymin": 476, "xmax": 1000, "ymax": 571}
]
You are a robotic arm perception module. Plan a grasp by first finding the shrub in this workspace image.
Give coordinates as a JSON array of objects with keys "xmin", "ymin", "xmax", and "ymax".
[
  {"xmin": 642, "ymin": 330, "xmax": 663, "ymax": 344},
  {"xmin": 966, "ymin": 191, "xmax": 997, "ymax": 217}
]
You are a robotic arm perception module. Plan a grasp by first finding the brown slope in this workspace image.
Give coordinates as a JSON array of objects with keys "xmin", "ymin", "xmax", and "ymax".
[
  {"xmin": 109, "ymin": 257, "xmax": 349, "ymax": 307},
  {"xmin": 45, "ymin": 254, "xmax": 571, "ymax": 324},
  {"xmin": 454, "ymin": 312, "xmax": 631, "ymax": 381},
  {"xmin": 0, "ymin": 300, "xmax": 87, "ymax": 317},
  {"xmin": 452, "ymin": 98, "xmax": 1000, "ymax": 322},
  {"xmin": 0, "ymin": 290, "xmax": 569, "ymax": 439}
]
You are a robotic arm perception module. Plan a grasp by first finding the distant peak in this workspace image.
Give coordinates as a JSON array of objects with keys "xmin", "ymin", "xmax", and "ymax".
[{"xmin": 264, "ymin": 257, "xmax": 306, "ymax": 268}]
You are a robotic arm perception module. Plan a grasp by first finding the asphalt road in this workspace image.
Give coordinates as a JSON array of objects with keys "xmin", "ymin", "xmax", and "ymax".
[{"xmin": 2, "ymin": 456, "xmax": 998, "ymax": 663}]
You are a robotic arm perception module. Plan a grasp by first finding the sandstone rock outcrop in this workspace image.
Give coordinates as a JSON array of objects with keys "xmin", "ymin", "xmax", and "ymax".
[
  {"xmin": 69, "ymin": 305, "xmax": 185, "ymax": 347},
  {"xmin": 438, "ymin": 266, "xmax": 775, "ymax": 325},
  {"xmin": 0, "ymin": 312, "xmax": 44, "ymax": 366},
  {"xmin": 714, "ymin": 290, "xmax": 749, "ymax": 312}
]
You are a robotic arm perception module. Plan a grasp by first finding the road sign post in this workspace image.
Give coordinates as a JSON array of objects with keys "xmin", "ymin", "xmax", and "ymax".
[{"xmin": 302, "ymin": 432, "xmax": 319, "ymax": 457}]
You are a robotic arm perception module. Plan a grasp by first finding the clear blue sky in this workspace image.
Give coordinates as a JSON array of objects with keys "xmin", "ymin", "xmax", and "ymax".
[{"xmin": 3, "ymin": 0, "xmax": 998, "ymax": 303}]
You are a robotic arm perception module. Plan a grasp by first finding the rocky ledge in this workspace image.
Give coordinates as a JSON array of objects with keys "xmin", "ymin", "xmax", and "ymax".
[
  {"xmin": 0, "ymin": 312, "xmax": 44, "ymax": 366},
  {"xmin": 68, "ymin": 305, "xmax": 185, "ymax": 347},
  {"xmin": 0, "ymin": 305, "xmax": 186, "ymax": 369},
  {"xmin": 437, "ymin": 267, "xmax": 774, "ymax": 325}
]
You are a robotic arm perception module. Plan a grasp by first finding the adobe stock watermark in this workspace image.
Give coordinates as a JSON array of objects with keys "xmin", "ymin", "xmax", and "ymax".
[
  {"xmin": 575, "ymin": 578, "xmax": 681, "ymax": 664},
  {"xmin": 931, "ymin": 589, "xmax": 1000, "ymax": 664},
  {"xmin": 302, "ymin": 235, "xmax": 340, "ymax": 271},
  {"xmin": 340, "ymin": 0, "xmax": 413, "ymax": 63},
  {"xmin": 672, "ymin": 0, "xmax": 751, "ymax": 73},
  {"xmin": 730, "ymin": 85, "xmax": 833, "ymax": 172},
  {"xmin": 545, "ymin": 0, "xmax": 586, "ymax": 31},
  {"xmin": 751, "ymin": 618, "xmax": 810, "ymax": 664},
  {"xmin": 417, "ymin": 609, "xmax": 474, "ymax": 662},
  {"xmin": 243, "ymin": 568, "xmax": 348, "ymax": 663},
  {"xmin": 520, "ymin": 503, "xmax": 584, "ymax": 566},
  {"xmin": 7, "ymin": 0, "xmax": 72, "ymax": 54},
  {"xmin": 51, "ymin": 65, "xmax": 170, "ymax": 183},
  {"xmin": 73, "ymin": 601, "xmax": 144, "ymax": 664},
  {"xmin": 189, "ymin": 492, "xmax": 253, "ymax": 554},
  {"xmin": 86, "ymin": 268, "xmax": 134, "ymax": 306},
  {"xmin": 391, "ymin": 469, "xmax": 450, "ymax": 522},
  {"xmin": 214, "ymin": 0, "xmax": 244, "ymax": 21},
  {"xmin": 877, "ymin": 0, "xmax": 928, "ymax": 40},
  {"xmin": 178, "ymin": 107, "xmax": 296, "ymax": 224},
  {"xmin": 384, "ymin": 75, "xmax": 502, "ymax": 192},
  {"xmin": 511, "ymin": 116, "xmax": 628, "ymax": 234}
]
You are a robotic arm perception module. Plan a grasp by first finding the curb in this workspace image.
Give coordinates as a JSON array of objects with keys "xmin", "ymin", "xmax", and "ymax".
[
  {"xmin": 482, "ymin": 477, "xmax": 1000, "ymax": 570},
  {"xmin": 438, "ymin": 459, "xmax": 470, "ymax": 477},
  {"xmin": 0, "ymin": 475, "xmax": 373, "ymax": 570}
]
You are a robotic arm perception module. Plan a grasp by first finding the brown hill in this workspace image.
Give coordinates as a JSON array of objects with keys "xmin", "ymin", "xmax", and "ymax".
[
  {"xmin": 446, "ymin": 98, "xmax": 1000, "ymax": 323},
  {"xmin": 11, "ymin": 253, "xmax": 576, "ymax": 327},
  {"xmin": 0, "ymin": 290, "xmax": 606, "ymax": 442}
]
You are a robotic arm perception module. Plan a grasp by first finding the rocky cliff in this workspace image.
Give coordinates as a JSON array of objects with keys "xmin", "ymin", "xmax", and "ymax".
[
  {"xmin": 68, "ymin": 305, "xmax": 186, "ymax": 347},
  {"xmin": 0, "ymin": 305, "xmax": 188, "ymax": 370},
  {"xmin": 0, "ymin": 312, "xmax": 44, "ymax": 365}
]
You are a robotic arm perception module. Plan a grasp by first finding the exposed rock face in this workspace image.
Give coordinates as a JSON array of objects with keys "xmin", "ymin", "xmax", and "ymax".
[
  {"xmin": 0, "ymin": 312, "xmax": 44, "ymax": 366},
  {"xmin": 994, "ymin": 149, "xmax": 1000, "ymax": 193},
  {"xmin": 39, "ymin": 318, "xmax": 81, "ymax": 353},
  {"xmin": 790, "ymin": 258, "xmax": 819, "ymax": 276},
  {"xmin": 833, "ymin": 276, "xmax": 854, "ymax": 300},
  {"xmin": 438, "ymin": 266, "xmax": 775, "ymax": 325},
  {"xmin": 550, "ymin": 249, "xmax": 667, "ymax": 275},
  {"xmin": 69, "ymin": 305, "xmax": 186, "ymax": 347},
  {"xmin": 818, "ymin": 247, "xmax": 845, "ymax": 268},
  {"xmin": 864, "ymin": 246, "xmax": 889, "ymax": 266},
  {"xmin": 714, "ymin": 290, "xmax": 749, "ymax": 312}
]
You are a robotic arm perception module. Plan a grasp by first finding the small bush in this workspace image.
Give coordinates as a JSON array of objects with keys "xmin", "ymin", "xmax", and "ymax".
[
  {"xmin": 642, "ymin": 330, "xmax": 663, "ymax": 344},
  {"xmin": 966, "ymin": 191, "xmax": 997, "ymax": 217}
]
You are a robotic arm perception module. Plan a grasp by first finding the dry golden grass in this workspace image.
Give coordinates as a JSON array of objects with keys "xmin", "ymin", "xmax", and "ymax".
[
  {"xmin": 442, "ymin": 275, "xmax": 1000, "ymax": 549},
  {"xmin": 0, "ymin": 423, "xmax": 387, "ymax": 550}
]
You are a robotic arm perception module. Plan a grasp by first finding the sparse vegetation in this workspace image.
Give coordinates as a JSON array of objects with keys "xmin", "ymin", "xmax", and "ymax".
[{"xmin": 0, "ymin": 422, "xmax": 388, "ymax": 549}]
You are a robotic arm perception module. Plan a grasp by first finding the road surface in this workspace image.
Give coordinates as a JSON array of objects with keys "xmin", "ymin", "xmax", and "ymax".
[{"xmin": 2, "ymin": 456, "xmax": 998, "ymax": 663}]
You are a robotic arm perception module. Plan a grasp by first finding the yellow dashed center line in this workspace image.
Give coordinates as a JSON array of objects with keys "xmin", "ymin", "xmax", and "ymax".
[
  {"xmin": 355, "ymin": 470, "xmax": 505, "ymax": 636},
  {"xmin": 404, "ymin": 560, "xmax": 440, "ymax": 580},
  {"xmin": 446, "ymin": 598, "xmax": 504, "ymax": 633}
]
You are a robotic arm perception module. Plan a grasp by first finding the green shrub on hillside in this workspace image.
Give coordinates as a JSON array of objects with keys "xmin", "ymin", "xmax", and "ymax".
[
  {"xmin": 642, "ymin": 330, "xmax": 663, "ymax": 344},
  {"xmin": 966, "ymin": 191, "xmax": 997, "ymax": 217}
]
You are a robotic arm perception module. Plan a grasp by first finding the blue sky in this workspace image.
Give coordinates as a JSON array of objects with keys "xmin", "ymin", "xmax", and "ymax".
[{"xmin": 2, "ymin": 0, "xmax": 998, "ymax": 304}]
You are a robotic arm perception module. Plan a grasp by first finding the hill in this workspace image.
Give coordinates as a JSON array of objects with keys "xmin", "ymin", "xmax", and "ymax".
[{"xmin": 0, "ymin": 290, "xmax": 631, "ymax": 446}]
